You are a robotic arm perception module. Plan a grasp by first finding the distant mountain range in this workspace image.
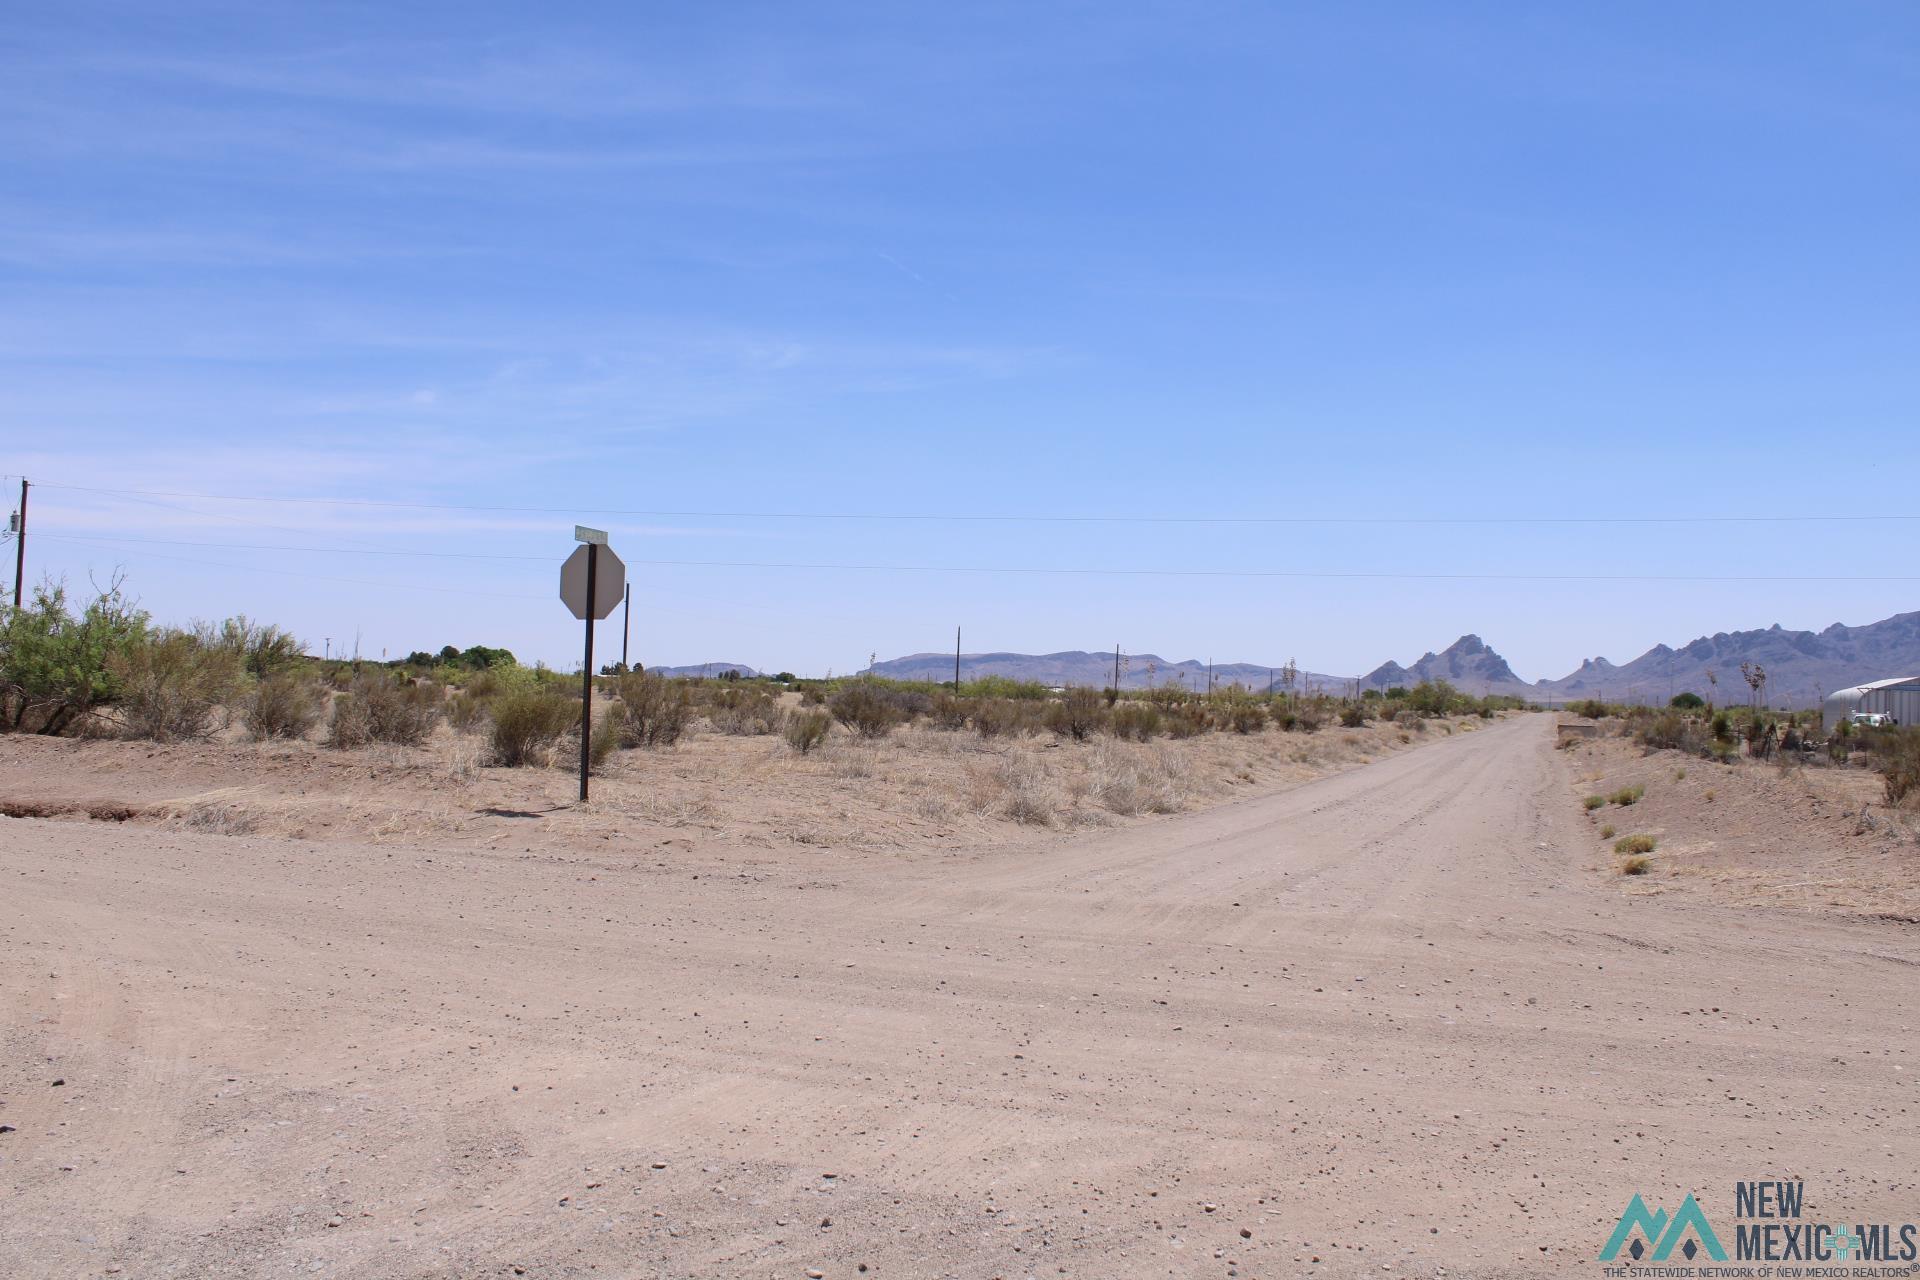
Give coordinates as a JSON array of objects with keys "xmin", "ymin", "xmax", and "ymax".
[
  {"xmin": 1373, "ymin": 614, "xmax": 1920, "ymax": 702},
  {"xmin": 654, "ymin": 609, "xmax": 1920, "ymax": 705},
  {"xmin": 1527, "ymin": 610, "xmax": 1920, "ymax": 704},
  {"xmin": 647, "ymin": 661, "xmax": 761, "ymax": 679}
]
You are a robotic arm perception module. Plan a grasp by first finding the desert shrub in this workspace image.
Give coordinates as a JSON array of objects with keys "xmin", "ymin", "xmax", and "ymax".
[
  {"xmin": 245, "ymin": 674, "xmax": 324, "ymax": 740},
  {"xmin": 1608, "ymin": 784, "xmax": 1645, "ymax": 806},
  {"xmin": 109, "ymin": 628, "xmax": 246, "ymax": 741},
  {"xmin": 1619, "ymin": 853, "xmax": 1653, "ymax": 875},
  {"xmin": 783, "ymin": 708, "xmax": 831, "ymax": 754},
  {"xmin": 1743, "ymin": 714, "xmax": 1778, "ymax": 759},
  {"xmin": 0, "ymin": 581, "xmax": 149, "ymax": 735},
  {"xmin": 798, "ymin": 683, "xmax": 827, "ymax": 706},
  {"xmin": 327, "ymin": 674, "xmax": 441, "ymax": 748},
  {"xmin": 1865, "ymin": 727, "xmax": 1920, "ymax": 805},
  {"xmin": 1600, "ymin": 822, "xmax": 1617, "ymax": 839},
  {"xmin": 830, "ymin": 682, "xmax": 904, "ymax": 739},
  {"xmin": 488, "ymin": 690, "xmax": 579, "ymax": 766},
  {"xmin": 1109, "ymin": 702, "xmax": 1161, "ymax": 742},
  {"xmin": 1635, "ymin": 711, "xmax": 1704, "ymax": 754},
  {"xmin": 1338, "ymin": 704, "xmax": 1368, "ymax": 728},
  {"xmin": 1670, "ymin": 691, "xmax": 1705, "ymax": 709},
  {"xmin": 447, "ymin": 691, "xmax": 488, "ymax": 732},
  {"xmin": 210, "ymin": 616, "xmax": 304, "ymax": 678},
  {"xmin": 1583, "ymin": 794, "xmax": 1605, "ymax": 811},
  {"xmin": 928, "ymin": 692, "xmax": 969, "ymax": 731},
  {"xmin": 1044, "ymin": 687, "xmax": 1109, "ymax": 741},
  {"xmin": 709, "ymin": 690, "xmax": 782, "ymax": 736},
  {"xmin": 1218, "ymin": 696, "xmax": 1266, "ymax": 734},
  {"xmin": 1404, "ymin": 680, "xmax": 1463, "ymax": 717},
  {"xmin": 1570, "ymin": 699, "xmax": 1609, "ymax": 720},
  {"xmin": 1163, "ymin": 703, "xmax": 1211, "ymax": 739},
  {"xmin": 614, "ymin": 671, "xmax": 693, "ymax": 748},
  {"xmin": 972, "ymin": 697, "xmax": 1041, "ymax": 738},
  {"xmin": 1614, "ymin": 833, "xmax": 1657, "ymax": 855},
  {"xmin": 1710, "ymin": 711, "xmax": 1733, "ymax": 743}
]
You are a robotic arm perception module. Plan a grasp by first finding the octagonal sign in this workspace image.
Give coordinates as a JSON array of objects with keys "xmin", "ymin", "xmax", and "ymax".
[{"xmin": 559, "ymin": 543, "xmax": 626, "ymax": 620}]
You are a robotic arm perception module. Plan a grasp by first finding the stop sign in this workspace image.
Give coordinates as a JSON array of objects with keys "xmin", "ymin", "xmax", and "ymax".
[{"xmin": 559, "ymin": 543, "xmax": 626, "ymax": 620}]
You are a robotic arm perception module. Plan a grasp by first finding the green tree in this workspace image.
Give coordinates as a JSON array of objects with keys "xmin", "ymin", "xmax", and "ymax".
[{"xmin": 0, "ymin": 580, "xmax": 149, "ymax": 734}]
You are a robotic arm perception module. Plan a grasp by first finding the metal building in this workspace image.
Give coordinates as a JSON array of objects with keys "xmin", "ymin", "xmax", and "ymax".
[{"xmin": 1821, "ymin": 676, "xmax": 1920, "ymax": 732}]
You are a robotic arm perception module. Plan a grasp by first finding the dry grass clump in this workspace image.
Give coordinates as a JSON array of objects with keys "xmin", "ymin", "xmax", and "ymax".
[
  {"xmin": 1614, "ymin": 833, "xmax": 1656, "ymax": 855},
  {"xmin": 1085, "ymin": 741, "xmax": 1190, "ymax": 815},
  {"xmin": 327, "ymin": 674, "xmax": 441, "ymax": 748},
  {"xmin": 1608, "ymin": 784, "xmax": 1645, "ymax": 807},
  {"xmin": 986, "ymin": 752, "xmax": 1058, "ymax": 826},
  {"xmin": 614, "ymin": 671, "xmax": 693, "ymax": 748},
  {"xmin": 245, "ymin": 674, "xmax": 324, "ymax": 741},
  {"xmin": 1582, "ymin": 794, "xmax": 1605, "ymax": 811},
  {"xmin": 783, "ymin": 708, "xmax": 831, "ymax": 755}
]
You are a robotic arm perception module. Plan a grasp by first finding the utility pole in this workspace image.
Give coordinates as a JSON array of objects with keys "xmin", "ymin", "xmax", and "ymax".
[
  {"xmin": 1113, "ymin": 643, "xmax": 1121, "ymax": 695},
  {"xmin": 954, "ymin": 626, "xmax": 961, "ymax": 691},
  {"xmin": 621, "ymin": 583, "xmax": 632, "ymax": 671},
  {"xmin": 1208, "ymin": 658, "xmax": 1214, "ymax": 695},
  {"xmin": 10, "ymin": 478, "xmax": 25, "ymax": 611},
  {"xmin": 324, "ymin": 637, "xmax": 331, "ymax": 661}
]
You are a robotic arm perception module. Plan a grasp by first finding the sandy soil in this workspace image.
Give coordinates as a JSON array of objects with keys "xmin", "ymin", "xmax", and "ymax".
[
  {"xmin": 2, "ymin": 716, "xmax": 1916, "ymax": 1279},
  {"xmin": 1559, "ymin": 729, "xmax": 1920, "ymax": 920}
]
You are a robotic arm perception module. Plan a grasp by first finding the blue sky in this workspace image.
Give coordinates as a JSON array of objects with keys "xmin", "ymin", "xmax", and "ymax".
[{"xmin": 4, "ymin": 3, "xmax": 1917, "ymax": 680}]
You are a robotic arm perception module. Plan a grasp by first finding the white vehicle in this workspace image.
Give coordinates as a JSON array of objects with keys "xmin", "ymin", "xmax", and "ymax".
[{"xmin": 1848, "ymin": 711, "xmax": 1894, "ymax": 729}]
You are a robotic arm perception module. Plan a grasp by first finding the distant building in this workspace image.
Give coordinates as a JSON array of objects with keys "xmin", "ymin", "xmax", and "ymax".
[{"xmin": 1821, "ymin": 676, "xmax": 1920, "ymax": 732}]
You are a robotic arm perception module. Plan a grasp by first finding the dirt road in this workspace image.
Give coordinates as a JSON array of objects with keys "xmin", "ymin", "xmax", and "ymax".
[{"xmin": 3, "ymin": 716, "xmax": 1915, "ymax": 1278}]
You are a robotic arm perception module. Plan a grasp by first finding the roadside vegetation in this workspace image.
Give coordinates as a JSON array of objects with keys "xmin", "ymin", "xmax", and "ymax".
[
  {"xmin": 1558, "ymin": 695, "xmax": 1919, "ymax": 809},
  {"xmin": 0, "ymin": 578, "xmax": 1529, "ymax": 836}
]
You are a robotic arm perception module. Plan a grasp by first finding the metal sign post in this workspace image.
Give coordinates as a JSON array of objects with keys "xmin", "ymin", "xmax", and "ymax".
[
  {"xmin": 580, "ymin": 542, "xmax": 596, "ymax": 801},
  {"xmin": 560, "ymin": 528, "xmax": 626, "ymax": 803}
]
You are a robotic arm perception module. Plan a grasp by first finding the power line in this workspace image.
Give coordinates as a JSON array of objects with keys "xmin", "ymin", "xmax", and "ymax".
[
  {"xmin": 625, "ymin": 556, "xmax": 1915, "ymax": 584},
  {"xmin": 33, "ymin": 480, "xmax": 1920, "ymax": 527},
  {"xmin": 39, "ymin": 535, "xmax": 549, "ymax": 600},
  {"xmin": 51, "ymin": 532, "xmax": 558, "ymax": 562}
]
